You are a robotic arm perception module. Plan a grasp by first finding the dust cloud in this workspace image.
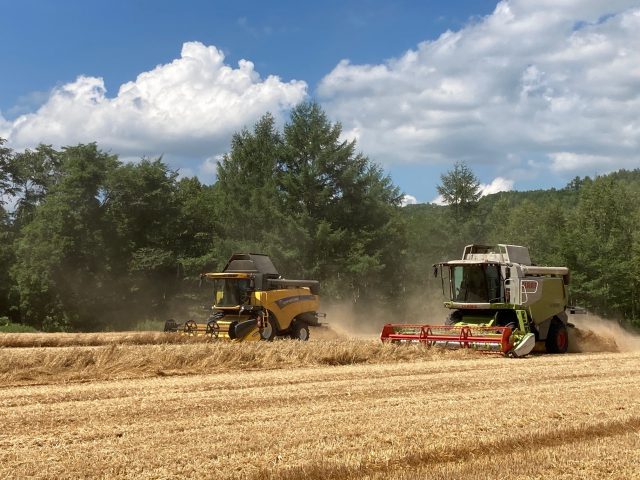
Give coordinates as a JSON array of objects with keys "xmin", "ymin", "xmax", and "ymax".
[
  {"xmin": 316, "ymin": 296, "xmax": 450, "ymax": 339},
  {"xmin": 569, "ymin": 313, "xmax": 640, "ymax": 353}
]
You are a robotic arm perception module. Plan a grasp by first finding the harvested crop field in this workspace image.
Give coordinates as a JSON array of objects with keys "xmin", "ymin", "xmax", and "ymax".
[{"xmin": 1, "ymin": 322, "xmax": 639, "ymax": 479}]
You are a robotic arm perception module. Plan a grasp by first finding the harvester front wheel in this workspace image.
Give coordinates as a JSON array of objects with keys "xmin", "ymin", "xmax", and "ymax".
[
  {"xmin": 290, "ymin": 321, "xmax": 310, "ymax": 341},
  {"xmin": 546, "ymin": 319, "xmax": 568, "ymax": 354},
  {"xmin": 445, "ymin": 310, "xmax": 462, "ymax": 326},
  {"xmin": 260, "ymin": 315, "xmax": 277, "ymax": 341}
]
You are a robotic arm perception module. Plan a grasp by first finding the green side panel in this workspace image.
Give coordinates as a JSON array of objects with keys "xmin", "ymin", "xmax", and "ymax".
[{"xmin": 528, "ymin": 278, "xmax": 566, "ymax": 325}]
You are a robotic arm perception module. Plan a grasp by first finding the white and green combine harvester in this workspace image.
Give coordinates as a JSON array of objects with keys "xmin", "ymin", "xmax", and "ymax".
[{"xmin": 381, "ymin": 244, "xmax": 573, "ymax": 357}]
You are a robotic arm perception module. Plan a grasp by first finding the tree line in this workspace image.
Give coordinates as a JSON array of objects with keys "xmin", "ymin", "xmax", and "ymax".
[{"xmin": 0, "ymin": 102, "xmax": 639, "ymax": 331}]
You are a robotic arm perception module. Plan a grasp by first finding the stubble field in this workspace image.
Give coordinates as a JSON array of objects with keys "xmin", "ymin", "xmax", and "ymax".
[{"xmin": 1, "ymin": 317, "xmax": 639, "ymax": 479}]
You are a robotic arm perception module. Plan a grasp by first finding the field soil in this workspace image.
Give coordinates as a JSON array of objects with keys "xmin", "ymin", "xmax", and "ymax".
[{"xmin": 1, "ymin": 324, "xmax": 639, "ymax": 479}]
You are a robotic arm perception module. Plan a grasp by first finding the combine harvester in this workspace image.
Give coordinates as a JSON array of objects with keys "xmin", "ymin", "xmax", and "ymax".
[
  {"xmin": 381, "ymin": 244, "xmax": 574, "ymax": 357},
  {"xmin": 165, "ymin": 253, "xmax": 324, "ymax": 341}
]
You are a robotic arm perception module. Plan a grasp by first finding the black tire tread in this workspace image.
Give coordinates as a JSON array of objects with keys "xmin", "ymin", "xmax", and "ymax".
[
  {"xmin": 290, "ymin": 321, "xmax": 310, "ymax": 341},
  {"xmin": 546, "ymin": 319, "xmax": 568, "ymax": 354}
]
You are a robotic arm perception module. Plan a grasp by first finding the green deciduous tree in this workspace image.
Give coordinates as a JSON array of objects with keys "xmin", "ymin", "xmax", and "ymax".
[
  {"xmin": 173, "ymin": 177, "xmax": 221, "ymax": 274},
  {"xmin": 12, "ymin": 144, "xmax": 118, "ymax": 331},
  {"xmin": 9, "ymin": 144, "xmax": 62, "ymax": 227},
  {"xmin": 104, "ymin": 158, "xmax": 179, "ymax": 253},
  {"xmin": 0, "ymin": 207, "xmax": 14, "ymax": 319},
  {"xmin": 101, "ymin": 158, "xmax": 187, "ymax": 324},
  {"xmin": 0, "ymin": 138, "xmax": 15, "ymax": 202},
  {"xmin": 565, "ymin": 177, "xmax": 638, "ymax": 323},
  {"xmin": 0, "ymin": 139, "xmax": 16, "ymax": 319}
]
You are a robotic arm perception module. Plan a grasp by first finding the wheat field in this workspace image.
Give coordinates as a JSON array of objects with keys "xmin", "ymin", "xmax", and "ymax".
[{"xmin": 1, "ymin": 321, "xmax": 639, "ymax": 479}]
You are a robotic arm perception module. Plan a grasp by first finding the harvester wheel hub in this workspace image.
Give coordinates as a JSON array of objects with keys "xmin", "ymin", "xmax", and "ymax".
[
  {"xmin": 557, "ymin": 330, "xmax": 568, "ymax": 350},
  {"xmin": 297, "ymin": 325, "xmax": 309, "ymax": 341},
  {"xmin": 261, "ymin": 322, "xmax": 273, "ymax": 340}
]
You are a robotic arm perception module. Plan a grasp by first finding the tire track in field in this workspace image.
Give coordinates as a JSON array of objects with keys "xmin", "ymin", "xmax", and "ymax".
[{"xmin": 255, "ymin": 416, "xmax": 640, "ymax": 480}]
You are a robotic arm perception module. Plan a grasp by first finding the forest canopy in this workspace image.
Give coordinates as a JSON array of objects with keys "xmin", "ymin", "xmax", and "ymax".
[{"xmin": 0, "ymin": 103, "xmax": 639, "ymax": 331}]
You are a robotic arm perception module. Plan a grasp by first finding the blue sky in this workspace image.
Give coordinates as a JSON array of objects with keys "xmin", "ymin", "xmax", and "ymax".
[
  {"xmin": 1, "ymin": 0, "xmax": 639, "ymax": 204},
  {"xmin": 0, "ymin": 0, "xmax": 496, "ymax": 111}
]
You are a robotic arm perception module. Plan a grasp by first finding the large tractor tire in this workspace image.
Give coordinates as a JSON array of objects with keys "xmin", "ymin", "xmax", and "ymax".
[
  {"xmin": 545, "ymin": 319, "xmax": 569, "ymax": 353},
  {"xmin": 290, "ymin": 321, "xmax": 310, "ymax": 341},
  {"xmin": 260, "ymin": 314, "xmax": 278, "ymax": 341}
]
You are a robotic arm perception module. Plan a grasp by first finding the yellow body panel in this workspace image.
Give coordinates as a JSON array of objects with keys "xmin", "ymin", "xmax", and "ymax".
[
  {"xmin": 215, "ymin": 288, "xmax": 318, "ymax": 330},
  {"xmin": 252, "ymin": 288, "xmax": 319, "ymax": 330}
]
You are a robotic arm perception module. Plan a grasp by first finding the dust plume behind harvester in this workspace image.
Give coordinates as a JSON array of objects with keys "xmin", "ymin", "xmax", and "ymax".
[
  {"xmin": 381, "ymin": 244, "xmax": 577, "ymax": 357},
  {"xmin": 165, "ymin": 254, "xmax": 324, "ymax": 341}
]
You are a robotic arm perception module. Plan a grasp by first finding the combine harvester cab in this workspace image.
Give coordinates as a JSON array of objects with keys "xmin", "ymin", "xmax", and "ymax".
[
  {"xmin": 165, "ymin": 253, "xmax": 323, "ymax": 341},
  {"xmin": 381, "ymin": 244, "xmax": 572, "ymax": 357}
]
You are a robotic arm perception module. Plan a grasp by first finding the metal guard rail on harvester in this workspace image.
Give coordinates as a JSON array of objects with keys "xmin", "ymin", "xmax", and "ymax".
[{"xmin": 380, "ymin": 324, "xmax": 514, "ymax": 354}]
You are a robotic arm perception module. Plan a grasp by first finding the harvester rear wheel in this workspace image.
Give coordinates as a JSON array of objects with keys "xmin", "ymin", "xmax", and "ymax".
[
  {"xmin": 546, "ymin": 320, "xmax": 568, "ymax": 353},
  {"xmin": 290, "ymin": 321, "xmax": 310, "ymax": 341}
]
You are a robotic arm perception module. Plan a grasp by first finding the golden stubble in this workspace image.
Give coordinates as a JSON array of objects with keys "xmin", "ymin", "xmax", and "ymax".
[
  {"xmin": 0, "ymin": 338, "xmax": 479, "ymax": 387},
  {"xmin": 2, "ymin": 317, "xmax": 639, "ymax": 478},
  {"xmin": 0, "ymin": 350, "xmax": 639, "ymax": 479}
]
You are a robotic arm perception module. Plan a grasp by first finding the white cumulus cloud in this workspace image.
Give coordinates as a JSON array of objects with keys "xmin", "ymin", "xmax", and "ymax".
[
  {"xmin": 319, "ymin": 0, "xmax": 640, "ymax": 181},
  {"xmin": 401, "ymin": 194, "xmax": 418, "ymax": 206},
  {"xmin": 2, "ymin": 42, "xmax": 307, "ymax": 162},
  {"xmin": 479, "ymin": 176, "xmax": 514, "ymax": 196},
  {"xmin": 431, "ymin": 194, "xmax": 446, "ymax": 206}
]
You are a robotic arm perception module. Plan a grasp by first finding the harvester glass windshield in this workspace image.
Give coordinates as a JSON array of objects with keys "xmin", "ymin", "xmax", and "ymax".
[
  {"xmin": 212, "ymin": 278, "xmax": 251, "ymax": 307},
  {"xmin": 450, "ymin": 264, "xmax": 502, "ymax": 303}
]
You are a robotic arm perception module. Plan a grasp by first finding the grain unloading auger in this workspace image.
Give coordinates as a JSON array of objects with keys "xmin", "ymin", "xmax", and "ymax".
[
  {"xmin": 165, "ymin": 253, "xmax": 325, "ymax": 341},
  {"xmin": 381, "ymin": 244, "xmax": 574, "ymax": 357}
]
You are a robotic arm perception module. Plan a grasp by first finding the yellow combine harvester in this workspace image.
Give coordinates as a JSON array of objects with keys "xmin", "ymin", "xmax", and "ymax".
[{"xmin": 165, "ymin": 253, "xmax": 323, "ymax": 341}]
